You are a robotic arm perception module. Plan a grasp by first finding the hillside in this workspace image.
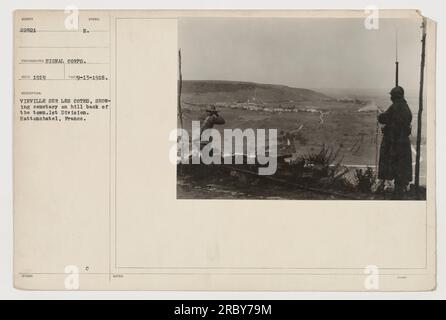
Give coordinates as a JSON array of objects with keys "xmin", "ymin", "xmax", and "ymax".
[{"xmin": 181, "ymin": 80, "xmax": 332, "ymax": 105}]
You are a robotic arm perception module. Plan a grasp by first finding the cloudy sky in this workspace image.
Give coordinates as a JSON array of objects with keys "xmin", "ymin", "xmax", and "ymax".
[{"xmin": 179, "ymin": 17, "xmax": 424, "ymax": 93}]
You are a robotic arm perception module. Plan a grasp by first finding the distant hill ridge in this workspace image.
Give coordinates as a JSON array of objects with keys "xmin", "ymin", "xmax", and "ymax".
[{"xmin": 181, "ymin": 80, "xmax": 332, "ymax": 104}]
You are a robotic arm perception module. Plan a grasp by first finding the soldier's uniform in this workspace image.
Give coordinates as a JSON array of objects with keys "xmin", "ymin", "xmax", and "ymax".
[
  {"xmin": 200, "ymin": 106, "xmax": 225, "ymax": 150},
  {"xmin": 378, "ymin": 86, "xmax": 413, "ymax": 193}
]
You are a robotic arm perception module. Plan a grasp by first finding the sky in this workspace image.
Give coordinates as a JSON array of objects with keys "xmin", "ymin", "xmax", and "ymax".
[{"xmin": 179, "ymin": 17, "xmax": 424, "ymax": 93}]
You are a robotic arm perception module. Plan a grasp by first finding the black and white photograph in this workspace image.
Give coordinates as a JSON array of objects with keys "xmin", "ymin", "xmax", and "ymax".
[{"xmin": 177, "ymin": 17, "xmax": 428, "ymax": 200}]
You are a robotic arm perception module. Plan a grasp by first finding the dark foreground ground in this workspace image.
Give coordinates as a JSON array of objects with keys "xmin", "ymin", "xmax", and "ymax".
[{"xmin": 177, "ymin": 164, "xmax": 426, "ymax": 200}]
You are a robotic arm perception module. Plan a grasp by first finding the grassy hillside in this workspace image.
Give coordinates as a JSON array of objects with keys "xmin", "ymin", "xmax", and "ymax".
[{"xmin": 181, "ymin": 80, "xmax": 332, "ymax": 104}]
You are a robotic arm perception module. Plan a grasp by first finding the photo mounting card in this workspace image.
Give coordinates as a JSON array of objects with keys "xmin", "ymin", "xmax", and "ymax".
[{"xmin": 14, "ymin": 9, "xmax": 436, "ymax": 291}]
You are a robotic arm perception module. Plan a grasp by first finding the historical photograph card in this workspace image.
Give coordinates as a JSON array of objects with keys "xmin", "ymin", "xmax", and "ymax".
[{"xmin": 13, "ymin": 10, "xmax": 436, "ymax": 291}]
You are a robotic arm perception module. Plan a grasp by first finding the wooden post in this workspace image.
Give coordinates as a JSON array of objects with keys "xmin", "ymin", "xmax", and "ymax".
[
  {"xmin": 395, "ymin": 28, "xmax": 399, "ymax": 86},
  {"xmin": 178, "ymin": 50, "xmax": 183, "ymax": 130},
  {"xmin": 415, "ymin": 19, "xmax": 427, "ymax": 189},
  {"xmin": 375, "ymin": 109, "xmax": 379, "ymax": 169}
]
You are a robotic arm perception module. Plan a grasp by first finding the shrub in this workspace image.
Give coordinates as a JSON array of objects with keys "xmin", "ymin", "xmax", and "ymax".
[{"xmin": 301, "ymin": 144, "xmax": 342, "ymax": 167}]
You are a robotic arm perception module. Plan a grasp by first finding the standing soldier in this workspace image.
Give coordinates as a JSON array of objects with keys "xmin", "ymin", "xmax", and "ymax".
[{"xmin": 377, "ymin": 86, "xmax": 413, "ymax": 196}]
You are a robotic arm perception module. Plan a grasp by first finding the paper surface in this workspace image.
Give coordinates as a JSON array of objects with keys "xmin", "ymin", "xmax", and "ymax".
[{"xmin": 13, "ymin": 10, "xmax": 436, "ymax": 291}]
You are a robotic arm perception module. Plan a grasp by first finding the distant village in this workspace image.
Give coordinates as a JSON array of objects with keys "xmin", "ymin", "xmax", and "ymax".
[{"xmin": 183, "ymin": 97, "xmax": 370, "ymax": 114}]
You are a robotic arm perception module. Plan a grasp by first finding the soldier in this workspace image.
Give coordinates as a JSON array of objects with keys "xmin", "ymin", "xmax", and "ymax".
[
  {"xmin": 200, "ymin": 105, "xmax": 225, "ymax": 133},
  {"xmin": 200, "ymin": 105, "xmax": 225, "ymax": 150},
  {"xmin": 377, "ymin": 86, "xmax": 413, "ymax": 195}
]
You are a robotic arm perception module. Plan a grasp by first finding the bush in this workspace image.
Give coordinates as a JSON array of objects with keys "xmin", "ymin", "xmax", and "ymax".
[{"xmin": 301, "ymin": 144, "xmax": 343, "ymax": 167}]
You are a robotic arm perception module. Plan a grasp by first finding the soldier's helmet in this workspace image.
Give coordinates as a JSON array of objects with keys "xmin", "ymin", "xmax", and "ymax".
[
  {"xmin": 206, "ymin": 105, "xmax": 217, "ymax": 112},
  {"xmin": 389, "ymin": 86, "xmax": 405, "ymax": 98}
]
